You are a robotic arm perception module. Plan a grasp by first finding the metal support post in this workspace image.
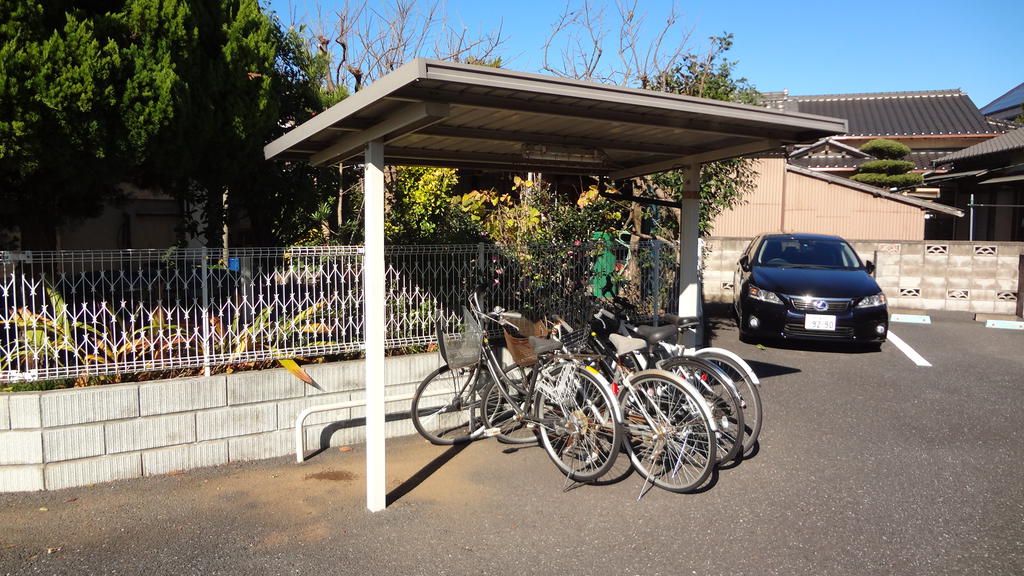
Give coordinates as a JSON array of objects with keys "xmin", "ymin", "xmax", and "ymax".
[
  {"xmin": 678, "ymin": 164, "xmax": 703, "ymax": 350},
  {"xmin": 364, "ymin": 140, "xmax": 387, "ymax": 512},
  {"xmin": 651, "ymin": 239, "xmax": 661, "ymax": 325},
  {"xmin": 201, "ymin": 247, "xmax": 211, "ymax": 377}
]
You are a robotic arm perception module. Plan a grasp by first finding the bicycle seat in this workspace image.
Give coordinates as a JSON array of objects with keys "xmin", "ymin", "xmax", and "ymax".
[
  {"xmin": 635, "ymin": 324, "xmax": 678, "ymax": 346},
  {"xmin": 660, "ymin": 313, "xmax": 699, "ymax": 328},
  {"xmin": 528, "ymin": 336, "xmax": 563, "ymax": 356},
  {"xmin": 608, "ymin": 333, "xmax": 647, "ymax": 357}
]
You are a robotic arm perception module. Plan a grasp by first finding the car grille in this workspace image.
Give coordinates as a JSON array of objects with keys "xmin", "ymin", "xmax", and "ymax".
[
  {"xmin": 787, "ymin": 296, "xmax": 851, "ymax": 313},
  {"xmin": 784, "ymin": 323, "xmax": 856, "ymax": 339}
]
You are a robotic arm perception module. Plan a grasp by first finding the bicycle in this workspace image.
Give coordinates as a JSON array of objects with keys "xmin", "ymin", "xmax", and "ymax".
[
  {"xmin": 586, "ymin": 310, "xmax": 740, "ymax": 468},
  {"xmin": 410, "ymin": 290, "xmax": 624, "ymax": 483},
  {"xmin": 591, "ymin": 303, "xmax": 763, "ymax": 462},
  {"xmin": 645, "ymin": 313, "xmax": 763, "ymax": 459},
  {"xmin": 530, "ymin": 312, "xmax": 718, "ymax": 494}
]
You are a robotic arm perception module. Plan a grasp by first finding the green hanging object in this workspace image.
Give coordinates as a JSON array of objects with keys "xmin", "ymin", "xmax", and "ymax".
[{"xmin": 591, "ymin": 231, "xmax": 617, "ymax": 298}]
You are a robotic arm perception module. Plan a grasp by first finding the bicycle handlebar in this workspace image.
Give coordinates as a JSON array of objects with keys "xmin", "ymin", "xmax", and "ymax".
[{"xmin": 468, "ymin": 289, "xmax": 523, "ymax": 333}]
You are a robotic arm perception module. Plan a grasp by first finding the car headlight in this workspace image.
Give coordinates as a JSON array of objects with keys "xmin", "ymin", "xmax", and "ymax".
[
  {"xmin": 747, "ymin": 284, "xmax": 783, "ymax": 305},
  {"xmin": 856, "ymin": 293, "xmax": 887, "ymax": 308}
]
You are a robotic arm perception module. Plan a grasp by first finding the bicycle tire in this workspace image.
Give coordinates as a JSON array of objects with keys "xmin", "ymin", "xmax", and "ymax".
[
  {"xmin": 620, "ymin": 370, "xmax": 717, "ymax": 493},
  {"xmin": 692, "ymin": 349, "xmax": 763, "ymax": 458},
  {"xmin": 411, "ymin": 363, "xmax": 485, "ymax": 445},
  {"xmin": 660, "ymin": 356, "xmax": 744, "ymax": 465},
  {"xmin": 534, "ymin": 362, "xmax": 622, "ymax": 482},
  {"xmin": 482, "ymin": 364, "xmax": 537, "ymax": 444}
]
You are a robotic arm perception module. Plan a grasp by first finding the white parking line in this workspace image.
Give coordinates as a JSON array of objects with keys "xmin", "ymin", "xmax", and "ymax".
[{"xmin": 887, "ymin": 331, "xmax": 931, "ymax": 367}]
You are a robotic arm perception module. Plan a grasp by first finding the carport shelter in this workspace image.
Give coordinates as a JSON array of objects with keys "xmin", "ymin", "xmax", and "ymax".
[{"xmin": 264, "ymin": 58, "xmax": 846, "ymax": 511}]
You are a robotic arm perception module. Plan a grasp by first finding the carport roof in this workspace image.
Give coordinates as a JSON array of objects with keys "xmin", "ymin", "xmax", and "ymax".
[{"xmin": 264, "ymin": 59, "xmax": 847, "ymax": 179}]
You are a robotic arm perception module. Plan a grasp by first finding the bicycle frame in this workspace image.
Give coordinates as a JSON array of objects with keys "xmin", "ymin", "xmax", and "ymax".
[
  {"xmin": 467, "ymin": 291, "xmax": 610, "ymax": 438},
  {"xmin": 592, "ymin": 307, "xmax": 755, "ymax": 400},
  {"xmin": 586, "ymin": 333, "xmax": 718, "ymax": 432}
]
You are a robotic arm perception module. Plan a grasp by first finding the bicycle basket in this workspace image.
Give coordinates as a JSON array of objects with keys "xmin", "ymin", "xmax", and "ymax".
[
  {"xmin": 502, "ymin": 314, "xmax": 549, "ymax": 367},
  {"xmin": 436, "ymin": 307, "xmax": 483, "ymax": 369},
  {"xmin": 559, "ymin": 324, "xmax": 589, "ymax": 353}
]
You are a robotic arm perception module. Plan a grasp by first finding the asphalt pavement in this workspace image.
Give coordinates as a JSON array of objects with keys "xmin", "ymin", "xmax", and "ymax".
[{"xmin": 2, "ymin": 307, "xmax": 1023, "ymax": 576}]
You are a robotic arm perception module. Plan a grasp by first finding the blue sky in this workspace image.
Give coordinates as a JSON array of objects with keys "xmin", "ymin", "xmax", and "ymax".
[{"xmin": 269, "ymin": 0, "xmax": 1023, "ymax": 108}]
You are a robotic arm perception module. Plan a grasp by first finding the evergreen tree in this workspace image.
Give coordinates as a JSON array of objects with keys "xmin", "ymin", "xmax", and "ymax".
[
  {"xmin": 1, "ymin": 0, "xmax": 196, "ymax": 247},
  {"xmin": 850, "ymin": 138, "xmax": 923, "ymax": 189},
  {"xmin": 0, "ymin": 0, "xmax": 322, "ymax": 248}
]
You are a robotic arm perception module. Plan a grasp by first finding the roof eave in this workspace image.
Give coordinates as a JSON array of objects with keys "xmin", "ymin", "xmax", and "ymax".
[{"xmin": 264, "ymin": 58, "xmax": 847, "ymax": 173}]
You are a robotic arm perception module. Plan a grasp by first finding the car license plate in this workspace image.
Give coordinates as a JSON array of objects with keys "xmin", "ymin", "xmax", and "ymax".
[{"xmin": 805, "ymin": 314, "xmax": 836, "ymax": 331}]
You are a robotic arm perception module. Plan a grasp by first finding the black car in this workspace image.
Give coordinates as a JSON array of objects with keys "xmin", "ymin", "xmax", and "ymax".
[{"xmin": 733, "ymin": 233, "xmax": 888, "ymax": 345}]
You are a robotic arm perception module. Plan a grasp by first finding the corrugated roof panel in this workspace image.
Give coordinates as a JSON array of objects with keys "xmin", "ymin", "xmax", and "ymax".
[{"xmin": 265, "ymin": 59, "xmax": 847, "ymax": 175}]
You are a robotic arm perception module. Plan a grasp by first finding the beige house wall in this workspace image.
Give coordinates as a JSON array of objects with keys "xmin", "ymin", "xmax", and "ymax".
[
  {"xmin": 710, "ymin": 158, "xmax": 926, "ymax": 241},
  {"xmin": 707, "ymin": 157, "xmax": 785, "ymax": 237},
  {"xmin": 784, "ymin": 169, "xmax": 924, "ymax": 240}
]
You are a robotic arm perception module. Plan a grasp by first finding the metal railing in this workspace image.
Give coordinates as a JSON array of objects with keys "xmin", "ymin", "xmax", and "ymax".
[{"xmin": 1, "ymin": 241, "xmax": 678, "ymax": 383}]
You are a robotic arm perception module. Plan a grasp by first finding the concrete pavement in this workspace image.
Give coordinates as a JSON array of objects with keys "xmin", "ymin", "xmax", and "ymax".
[{"xmin": 3, "ymin": 309, "xmax": 1023, "ymax": 576}]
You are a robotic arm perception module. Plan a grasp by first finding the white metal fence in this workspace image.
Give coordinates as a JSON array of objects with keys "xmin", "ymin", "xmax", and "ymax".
[{"xmin": 1, "ymin": 241, "xmax": 677, "ymax": 383}]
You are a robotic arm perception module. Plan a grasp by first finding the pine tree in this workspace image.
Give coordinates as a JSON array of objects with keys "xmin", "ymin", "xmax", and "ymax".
[{"xmin": 850, "ymin": 138, "xmax": 924, "ymax": 189}]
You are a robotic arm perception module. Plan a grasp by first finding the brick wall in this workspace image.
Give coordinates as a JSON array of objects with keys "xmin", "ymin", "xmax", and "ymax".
[
  {"xmin": 0, "ymin": 353, "xmax": 439, "ymax": 492},
  {"xmin": 703, "ymin": 237, "xmax": 1023, "ymax": 315}
]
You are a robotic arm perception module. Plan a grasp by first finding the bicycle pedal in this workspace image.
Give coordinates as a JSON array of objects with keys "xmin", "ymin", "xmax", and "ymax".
[{"xmin": 483, "ymin": 427, "xmax": 501, "ymax": 437}]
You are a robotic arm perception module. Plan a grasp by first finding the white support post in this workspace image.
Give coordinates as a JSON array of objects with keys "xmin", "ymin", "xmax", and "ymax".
[
  {"xmin": 363, "ymin": 139, "xmax": 387, "ymax": 512},
  {"xmin": 678, "ymin": 164, "xmax": 704, "ymax": 350}
]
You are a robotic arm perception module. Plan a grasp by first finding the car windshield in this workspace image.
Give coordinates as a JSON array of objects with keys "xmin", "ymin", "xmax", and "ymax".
[{"xmin": 754, "ymin": 237, "xmax": 863, "ymax": 269}]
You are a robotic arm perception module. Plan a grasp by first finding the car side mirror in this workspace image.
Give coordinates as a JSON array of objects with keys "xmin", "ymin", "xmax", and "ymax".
[
  {"xmin": 865, "ymin": 260, "xmax": 875, "ymax": 275},
  {"xmin": 739, "ymin": 255, "xmax": 750, "ymax": 272}
]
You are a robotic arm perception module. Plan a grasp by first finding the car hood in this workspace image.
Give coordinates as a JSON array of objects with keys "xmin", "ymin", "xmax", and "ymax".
[{"xmin": 751, "ymin": 266, "xmax": 881, "ymax": 298}]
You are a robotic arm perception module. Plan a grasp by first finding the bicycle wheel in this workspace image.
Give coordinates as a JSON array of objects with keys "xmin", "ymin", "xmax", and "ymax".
[
  {"xmin": 693, "ymin": 349, "xmax": 763, "ymax": 458},
  {"xmin": 534, "ymin": 362, "xmax": 622, "ymax": 482},
  {"xmin": 620, "ymin": 371, "xmax": 716, "ymax": 493},
  {"xmin": 411, "ymin": 363, "xmax": 485, "ymax": 445},
  {"xmin": 660, "ymin": 356, "xmax": 744, "ymax": 465},
  {"xmin": 482, "ymin": 364, "xmax": 537, "ymax": 444}
]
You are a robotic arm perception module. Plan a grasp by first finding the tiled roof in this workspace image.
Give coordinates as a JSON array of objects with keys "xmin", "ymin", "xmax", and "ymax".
[
  {"xmin": 789, "ymin": 137, "xmax": 959, "ymax": 170},
  {"xmin": 790, "ymin": 155, "xmax": 862, "ymax": 170},
  {"xmin": 792, "ymin": 149, "xmax": 955, "ymax": 171},
  {"xmin": 768, "ymin": 90, "xmax": 997, "ymax": 137},
  {"xmin": 910, "ymin": 150, "xmax": 962, "ymax": 169},
  {"xmin": 934, "ymin": 128, "xmax": 1024, "ymax": 165}
]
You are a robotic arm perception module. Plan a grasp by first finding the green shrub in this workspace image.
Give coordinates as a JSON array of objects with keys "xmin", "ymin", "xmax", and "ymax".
[
  {"xmin": 857, "ymin": 160, "xmax": 917, "ymax": 175},
  {"xmin": 860, "ymin": 138, "xmax": 911, "ymax": 159},
  {"xmin": 850, "ymin": 172, "xmax": 924, "ymax": 188}
]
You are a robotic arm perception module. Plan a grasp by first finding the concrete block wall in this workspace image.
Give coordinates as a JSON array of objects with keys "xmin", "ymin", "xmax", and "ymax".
[
  {"xmin": 0, "ymin": 352, "xmax": 440, "ymax": 492},
  {"xmin": 703, "ymin": 237, "xmax": 1023, "ymax": 315}
]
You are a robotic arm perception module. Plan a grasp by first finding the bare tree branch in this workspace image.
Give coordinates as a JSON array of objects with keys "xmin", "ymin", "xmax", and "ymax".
[
  {"xmin": 543, "ymin": 0, "xmax": 693, "ymax": 87},
  {"xmin": 542, "ymin": 0, "xmax": 606, "ymax": 81},
  {"xmin": 292, "ymin": 0, "xmax": 507, "ymax": 94}
]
